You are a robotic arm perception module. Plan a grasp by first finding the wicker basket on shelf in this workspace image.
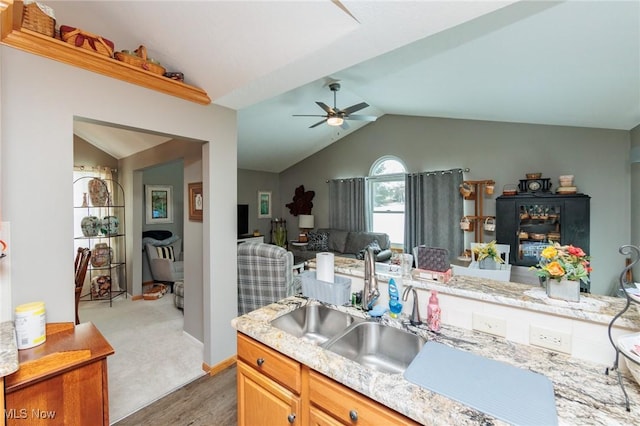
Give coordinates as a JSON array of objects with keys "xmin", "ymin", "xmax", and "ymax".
[
  {"xmin": 115, "ymin": 45, "xmax": 166, "ymax": 76},
  {"xmin": 21, "ymin": 1, "xmax": 56, "ymax": 37},
  {"xmin": 60, "ymin": 25, "xmax": 114, "ymax": 57}
]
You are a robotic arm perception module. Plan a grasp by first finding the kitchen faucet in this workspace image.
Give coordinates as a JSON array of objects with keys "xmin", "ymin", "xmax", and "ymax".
[
  {"xmin": 402, "ymin": 285, "xmax": 422, "ymax": 326},
  {"xmin": 362, "ymin": 247, "xmax": 380, "ymax": 311}
]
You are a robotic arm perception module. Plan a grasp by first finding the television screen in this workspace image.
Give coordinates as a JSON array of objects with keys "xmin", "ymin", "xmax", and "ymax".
[{"xmin": 237, "ymin": 204, "xmax": 249, "ymax": 237}]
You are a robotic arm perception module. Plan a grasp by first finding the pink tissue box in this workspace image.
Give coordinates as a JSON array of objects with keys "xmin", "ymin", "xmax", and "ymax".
[{"xmin": 412, "ymin": 268, "xmax": 452, "ymax": 283}]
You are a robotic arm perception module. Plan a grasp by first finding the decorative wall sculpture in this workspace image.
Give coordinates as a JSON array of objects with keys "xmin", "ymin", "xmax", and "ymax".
[{"xmin": 286, "ymin": 185, "xmax": 315, "ymax": 216}]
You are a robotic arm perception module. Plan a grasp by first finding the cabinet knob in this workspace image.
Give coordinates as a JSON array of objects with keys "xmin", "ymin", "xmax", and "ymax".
[
  {"xmin": 349, "ymin": 410, "xmax": 358, "ymax": 421},
  {"xmin": 256, "ymin": 358, "xmax": 265, "ymax": 367},
  {"xmin": 287, "ymin": 413, "xmax": 296, "ymax": 423}
]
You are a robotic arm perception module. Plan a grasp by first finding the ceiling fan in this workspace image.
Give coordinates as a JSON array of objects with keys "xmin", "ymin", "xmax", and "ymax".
[{"xmin": 293, "ymin": 83, "xmax": 377, "ymax": 129}]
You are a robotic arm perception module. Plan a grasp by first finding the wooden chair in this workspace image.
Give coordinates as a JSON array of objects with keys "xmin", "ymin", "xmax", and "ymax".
[{"xmin": 75, "ymin": 247, "xmax": 91, "ymax": 325}]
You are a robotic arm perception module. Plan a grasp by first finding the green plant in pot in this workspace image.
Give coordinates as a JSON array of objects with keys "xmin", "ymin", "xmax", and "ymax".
[{"xmin": 473, "ymin": 240, "xmax": 505, "ymax": 269}]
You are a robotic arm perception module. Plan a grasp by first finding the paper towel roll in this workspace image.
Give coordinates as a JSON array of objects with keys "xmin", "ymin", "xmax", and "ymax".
[{"xmin": 316, "ymin": 252, "xmax": 335, "ymax": 283}]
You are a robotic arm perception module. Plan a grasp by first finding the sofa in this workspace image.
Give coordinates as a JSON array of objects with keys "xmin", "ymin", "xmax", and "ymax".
[{"xmin": 291, "ymin": 228, "xmax": 392, "ymax": 262}]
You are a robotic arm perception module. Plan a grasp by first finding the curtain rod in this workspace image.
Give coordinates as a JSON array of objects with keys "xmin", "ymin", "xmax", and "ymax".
[
  {"xmin": 74, "ymin": 165, "xmax": 118, "ymax": 173},
  {"xmin": 326, "ymin": 168, "xmax": 469, "ymax": 182}
]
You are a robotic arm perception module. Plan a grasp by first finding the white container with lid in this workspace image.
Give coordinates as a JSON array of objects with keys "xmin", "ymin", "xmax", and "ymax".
[{"xmin": 14, "ymin": 301, "xmax": 46, "ymax": 350}]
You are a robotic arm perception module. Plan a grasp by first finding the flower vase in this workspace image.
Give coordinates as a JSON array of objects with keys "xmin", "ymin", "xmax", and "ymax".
[
  {"xmin": 80, "ymin": 216, "xmax": 100, "ymax": 237},
  {"xmin": 546, "ymin": 278, "xmax": 580, "ymax": 302},
  {"xmin": 88, "ymin": 178, "xmax": 109, "ymax": 207},
  {"xmin": 91, "ymin": 243, "xmax": 112, "ymax": 268},
  {"xmin": 101, "ymin": 216, "xmax": 119, "ymax": 236},
  {"xmin": 479, "ymin": 258, "xmax": 498, "ymax": 270}
]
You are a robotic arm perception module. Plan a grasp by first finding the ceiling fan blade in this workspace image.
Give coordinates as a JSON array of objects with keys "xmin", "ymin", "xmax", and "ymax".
[
  {"xmin": 340, "ymin": 120, "xmax": 350, "ymax": 130},
  {"xmin": 346, "ymin": 115, "xmax": 377, "ymax": 122},
  {"xmin": 342, "ymin": 102, "xmax": 369, "ymax": 115},
  {"xmin": 309, "ymin": 119, "xmax": 327, "ymax": 128},
  {"xmin": 316, "ymin": 101, "xmax": 335, "ymax": 114},
  {"xmin": 293, "ymin": 114, "xmax": 328, "ymax": 117}
]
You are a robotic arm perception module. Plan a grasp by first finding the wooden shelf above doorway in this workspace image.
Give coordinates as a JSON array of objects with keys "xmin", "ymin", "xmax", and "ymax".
[{"xmin": 0, "ymin": 0, "xmax": 211, "ymax": 105}]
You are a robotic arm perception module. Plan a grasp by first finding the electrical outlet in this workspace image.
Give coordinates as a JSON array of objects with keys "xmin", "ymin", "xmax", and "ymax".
[
  {"xmin": 529, "ymin": 325, "xmax": 572, "ymax": 354},
  {"xmin": 472, "ymin": 313, "xmax": 507, "ymax": 337}
]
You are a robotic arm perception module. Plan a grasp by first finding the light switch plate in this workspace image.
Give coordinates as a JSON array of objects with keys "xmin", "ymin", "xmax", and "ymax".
[{"xmin": 472, "ymin": 313, "xmax": 507, "ymax": 337}]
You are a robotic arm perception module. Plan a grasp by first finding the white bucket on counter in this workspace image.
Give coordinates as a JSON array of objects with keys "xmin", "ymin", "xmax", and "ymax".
[{"xmin": 15, "ymin": 301, "xmax": 46, "ymax": 350}]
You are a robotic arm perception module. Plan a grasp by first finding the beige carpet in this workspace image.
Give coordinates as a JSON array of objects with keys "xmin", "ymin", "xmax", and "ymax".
[{"xmin": 79, "ymin": 293, "xmax": 205, "ymax": 424}]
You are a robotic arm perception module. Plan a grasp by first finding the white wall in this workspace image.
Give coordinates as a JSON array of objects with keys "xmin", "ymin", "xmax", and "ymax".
[{"xmin": 0, "ymin": 47, "xmax": 237, "ymax": 366}]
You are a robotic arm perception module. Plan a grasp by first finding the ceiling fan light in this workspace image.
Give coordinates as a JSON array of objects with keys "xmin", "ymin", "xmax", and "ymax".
[{"xmin": 327, "ymin": 116, "xmax": 344, "ymax": 126}]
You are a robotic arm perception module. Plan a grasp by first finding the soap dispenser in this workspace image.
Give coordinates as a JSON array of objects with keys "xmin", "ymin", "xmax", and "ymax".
[
  {"xmin": 388, "ymin": 278, "xmax": 403, "ymax": 318},
  {"xmin": 427, "ymin": 290, "xmax": 441, "ymax": 332}
]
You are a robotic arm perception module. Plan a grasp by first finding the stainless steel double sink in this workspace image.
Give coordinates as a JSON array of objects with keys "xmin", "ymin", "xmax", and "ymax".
[{"xmin": 270, "ymin": 304, "xmax": 425, "ymax": 374}]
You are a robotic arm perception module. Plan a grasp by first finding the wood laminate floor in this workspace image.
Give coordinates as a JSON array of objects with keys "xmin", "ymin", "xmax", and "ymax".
[{"xmin": 113, "ymin": 364, "xmax": 237, "ymax": 426}]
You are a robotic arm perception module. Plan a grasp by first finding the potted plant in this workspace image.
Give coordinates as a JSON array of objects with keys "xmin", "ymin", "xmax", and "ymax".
[
  {"xmin": 472, "ymin": 240, "xmax": 505, "ymax": 270},
  {"xmin": 530, "ymin": 242, "xmax": 591, "ymax": 302}
]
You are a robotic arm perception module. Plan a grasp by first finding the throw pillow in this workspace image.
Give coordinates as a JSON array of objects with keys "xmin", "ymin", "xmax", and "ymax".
[
  {"xmin": 356, "ymin": 240, "xmax": 382, "ymax": 260},
  {"xmin": 156, "ymin": 245, "xmax": 175, "ymax": 261},
  {"xmin": 307, "ymin": 231, "xmax": 329, "ymax": 251}
]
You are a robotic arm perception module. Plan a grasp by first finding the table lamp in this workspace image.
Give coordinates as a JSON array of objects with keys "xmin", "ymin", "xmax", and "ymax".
[{"xmin": 298, "ymin": 215, "xmax": 314, "ymax": 242}]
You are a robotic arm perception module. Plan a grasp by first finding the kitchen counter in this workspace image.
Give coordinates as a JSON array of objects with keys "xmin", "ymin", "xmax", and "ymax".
[
  {"xmin": 0, "ymin": 321, "xmax": 18, "ymax": 377},
  {"xmin": 307, "ymin": 256, "xmax": 640, "ymax": 330},
  {"xmin": 232, "ymin": 296, "xmax": 640, "ymax": 425}
]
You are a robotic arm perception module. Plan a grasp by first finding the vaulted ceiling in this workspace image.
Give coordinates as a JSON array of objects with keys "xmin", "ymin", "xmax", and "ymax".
[{"xmin": 65, "ymin": 1, "xmax": 640, "ymax": 173}]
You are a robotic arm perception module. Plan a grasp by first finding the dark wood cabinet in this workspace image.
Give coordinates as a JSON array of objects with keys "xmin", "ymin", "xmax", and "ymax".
[{"xmin": 496, "ymin": 193, "xmax": 590, "ymax": 270}]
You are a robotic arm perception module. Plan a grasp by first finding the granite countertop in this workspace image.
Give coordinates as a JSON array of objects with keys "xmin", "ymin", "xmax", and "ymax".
[
  {"xmin": 0, "ymin": 320, "xmax": 18, "ymax": 377},
  {"xmin": 233, "ymin": 296, "xmax": 640, "ymax": 425},
  {"xmin": 306, "ymin": 257, "xmax": 640, "ymax": 330}
]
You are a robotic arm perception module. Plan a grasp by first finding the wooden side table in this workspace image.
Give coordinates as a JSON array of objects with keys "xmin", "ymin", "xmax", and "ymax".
[{"xmin": 4, "ymin": 322, "xmax": 114, "ymax": 425}]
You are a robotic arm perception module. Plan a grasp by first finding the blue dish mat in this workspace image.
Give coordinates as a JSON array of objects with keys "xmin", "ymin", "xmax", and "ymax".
[{"xmin": 403, "ymin": 341, "xmax": 558, "ymax": 425}]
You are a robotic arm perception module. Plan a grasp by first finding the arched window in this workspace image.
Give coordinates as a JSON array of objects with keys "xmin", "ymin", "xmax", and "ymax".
[{"xmin": 367, "ymin": 156, "xmax": 406, "ymax": 245}]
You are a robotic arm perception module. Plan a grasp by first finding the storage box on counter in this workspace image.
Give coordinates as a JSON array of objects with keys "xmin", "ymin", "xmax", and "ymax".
[
  {"xmin": 411, "ymin": 268, "xmax": 453, "ymax": 283},
  {"xmin": 300, "ymin": 271, "xmax": 351, "ymax": 305}
]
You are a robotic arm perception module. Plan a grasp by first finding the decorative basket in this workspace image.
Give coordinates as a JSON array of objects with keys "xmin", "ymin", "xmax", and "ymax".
[
  {"xmin": 115, "ymin": 45, "xmax": 166, "ymax": 75},
  {"xmin": 21, "ymin": 1, "xmax": 55, "ymax": 37},
  {"xmin": 484, "ymin": 217, "xmax": 496, "ymax": 232},
  {"xmin": 459, "ymin": 183, "xmax": 475, "ymax": 200},
  {"xmin": 502, "ymin": 184, "xmax": 518, "ymax": 196},
  {"xmin": 60, "ymin": 25, "xmax": 114, "ymax": 57},
  {"xmin": 460, "ymin": 216, "xmax": 474, "ymax": 232}
]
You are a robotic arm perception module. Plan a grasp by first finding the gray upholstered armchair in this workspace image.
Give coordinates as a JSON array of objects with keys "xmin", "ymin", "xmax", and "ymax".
[
  {"xmin": 144, "ymin": 236, "xmax": 184, "ymax": 286},
  {"xmin": 237, "ymin": 242, "xmax": 301, "ymax": 315}
]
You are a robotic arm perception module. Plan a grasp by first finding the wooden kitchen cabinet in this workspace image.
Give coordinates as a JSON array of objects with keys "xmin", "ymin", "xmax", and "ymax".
[
  {"xmin": 308, "ymin": 405, "xmax": 343, "ymax": 426},
  {"xmin": 237, "ymin": 361, "xmax": 301, "ymax": 425},
  {"xmin": 237, "ymin": 333, "xmax": 418, "ymax": 426},
  {"xmin": 3, "ymin": 322, "xmax": 114, "ymax": 426},
  {"xmin": 308, "ymin": 370, "xmax": 418, "ymax": 426},
  {"xmin": 237, "ymin": 333, "xmax": 302, "ymax": 425}
]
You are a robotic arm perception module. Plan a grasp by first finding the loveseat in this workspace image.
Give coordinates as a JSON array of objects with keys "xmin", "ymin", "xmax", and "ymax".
[{"xmin": 291, "ymin": 228, "xmax": 392, "ymax": 262}]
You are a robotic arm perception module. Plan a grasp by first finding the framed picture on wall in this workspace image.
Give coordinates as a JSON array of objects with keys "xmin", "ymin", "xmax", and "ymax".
[
  {"xmin": 188, "ymin": 182, "xmax": 203, "ymax": 222},
  {"xmin": 145, "ymin": 185, "xmax": 173, "ymax": 224},
  {"xmin": 258, "ymin": 190, "xmax": 272, "ymax": 218}
]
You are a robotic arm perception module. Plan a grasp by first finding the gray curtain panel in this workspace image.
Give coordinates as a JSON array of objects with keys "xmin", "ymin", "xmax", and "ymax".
[
  {"xmin": 328, "ymin": 178, "xmax": 366, "ymax": 231},
  {"xmin": 404, "ymin": 169, "xmax": 464, "ymax": 259}
]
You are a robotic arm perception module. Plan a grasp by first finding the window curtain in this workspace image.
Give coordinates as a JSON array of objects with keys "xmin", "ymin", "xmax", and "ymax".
[
  {"xmin": 404, "ymin": 169, "xmax": 464, "ymax": 259},
  {"xmin": 328, "ymin": 178, "xmax": 366, "ymax": 231}
]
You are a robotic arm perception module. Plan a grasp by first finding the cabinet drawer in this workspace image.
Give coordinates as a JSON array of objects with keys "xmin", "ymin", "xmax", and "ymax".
[
  {"xmin": 237, "ymin": 361, "xmax": 301, "ymax": 426},
  {"xmin": 309, "ymin": 370, "xmax": 418, "ymax": 426},
  {"xmin": 237, "ymin": 333, "xmax": 301, "ymax": 394}
]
